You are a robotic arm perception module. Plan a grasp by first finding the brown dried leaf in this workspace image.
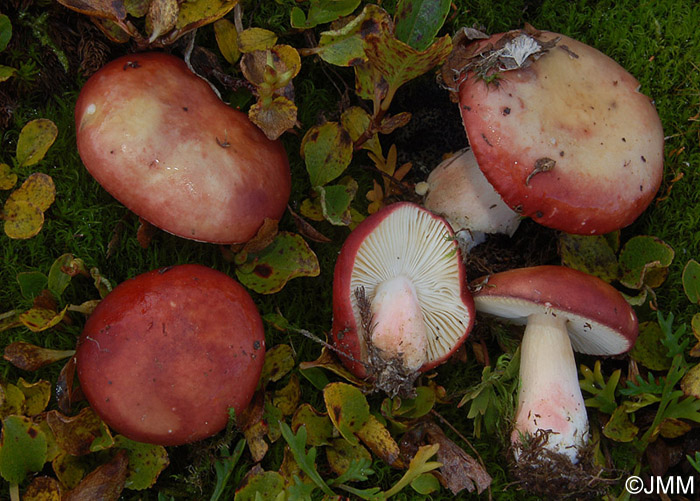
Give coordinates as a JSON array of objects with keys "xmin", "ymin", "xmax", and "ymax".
[
  {"xmin": 3, "ymin": 341, "xmax": 75, "ymax": 371},
  {"xmin": 55, "ymin": 0, "xmax": 127, "ymax": 22},
  {"xmin": 63, "ymin": 450, "xmax": 128, "ymax": 501},
  {"xmin": 46, "ymin": 407, "xmax": 111, "ymax": 456},
  {"xmin": 56, "ymin": 356, "xmax": 78, "ymax": 414},
  {"xmin": 136, "ymin": 217, "xmax": 157, "ymax": 248},
  {"xmin": 378, "ymin": 112, "xmax": 412, "ymax": 134},
  {"xmin": 238, "ymin": 390, "xmax": 269, "ymax": 462},
  {"xmin": 424, "ymin": 422, "xmax": 491, "ymax": 494},
  {"xmin": 287, "ymin": 205, "xmax": 331, "ymax": 243},
  {"xmin": 248, "ymin": 96, "xmax": 298, "ymax": 140},
  {"xmin": 23, "ymin": 476, "xmax": 62, "ymax": 501},
  {"xmin": 146, "ymin": 0, "xmax": 179, "ymax": 42}
]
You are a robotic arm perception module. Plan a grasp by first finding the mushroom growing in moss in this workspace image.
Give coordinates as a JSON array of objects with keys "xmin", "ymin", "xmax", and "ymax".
[
  {"xmin": 331, "ymin": 202, "xmax": 474, "ymax": 397},
  {"xmin": 75, "ymin": 52, "xmax": 291, "ymax": 244},
  {"xmin": 472, "ymin": 265, "xmax": 637, "ymax": 494},
  {"xmin": 76, "ymin": 264, "xmax": 265, "ymax": 446}
]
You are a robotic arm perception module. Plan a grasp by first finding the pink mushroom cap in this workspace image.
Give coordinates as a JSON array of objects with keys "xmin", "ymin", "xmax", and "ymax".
[{"xmin": 459, "ymin": 31, "xmax": 664, "ymax": 234}]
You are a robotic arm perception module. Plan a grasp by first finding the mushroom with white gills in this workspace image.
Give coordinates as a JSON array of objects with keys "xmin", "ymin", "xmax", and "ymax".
[
  {"xmin": 420, "ymin": 148, "xmax": 521, "ymax": 252},
  {"xmin": 331, "ymin": 202, "xmax": 475, "ymax": 397},
  {"xmin": 472, "ymin": 266, "xmax": 638, "ymax": 465},
  {"xmin": 458, "ymin": 29, "xmax": 664, "ymax": 235}
]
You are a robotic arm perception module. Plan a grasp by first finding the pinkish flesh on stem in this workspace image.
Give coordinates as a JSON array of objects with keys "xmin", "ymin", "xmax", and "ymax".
[
  {"xmin": 512, "ymin": 312, "xmax": 589, "ymax": 463},
  {"xmin": 370, "ymin": 275, "xmax": 428, "ymax": 372}
]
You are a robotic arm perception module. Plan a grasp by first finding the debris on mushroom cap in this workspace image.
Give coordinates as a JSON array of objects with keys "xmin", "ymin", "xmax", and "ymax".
[
  {"xmin": 75, "ymin": 52, "xmax": 291, "ymax": 244},
  {"xmin": 76, "ymin": 264, "xmax": 266, "ymax": 446},
  {"xmin": 331, "ymin": 202, "xmax": 474, "ymax": 397},
  {"xmin": 422, "ymin": 148, "xmax": 521, "ymax": 252},
  {"xmin": 454, "ymin": 29, "xmax": 664, "ymax": 235},
  {"xmin": 472, "ymin": 265, "xmax": 638, "ymax": 355}
]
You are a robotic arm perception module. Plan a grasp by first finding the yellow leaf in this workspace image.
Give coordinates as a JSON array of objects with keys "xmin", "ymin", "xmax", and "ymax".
[
  {"xmin": 300, "ymin": 198, "xmax": 324, "ymax": 221},
  {"xmin": 238, "ymin": 27, "xmax": 278, "ymax": 53},
  {"xmin": 18, "ymin": 306, "xmax": 68, "ymax": 333},
  {"xmin": 241, "ymin": 45, "xmax": 301, "ymax": 89},
  {"xmin": 16, "ymin": 119, "xmax": 58, "ymax": 168},
  {"xmin": 175, "ymin": 0, "xmax": 238, "ymax": 31},
  {"xmin": 214, "ymin": 19, "xmax": 240, "ymax": 64},
  {"xmin": 8, "ymin": 173, "xmax": 56, "ymax": 212},
  {"xmin": 3, "ymin": 199, "xmax": 44, "ymax": 239},
  {"xmin": 0, "ymin": 163, "xmax": 17, "ymax": 190},
  {"xmin": 249, "ymin": 96, "xmax": 298, "ymax": 140}
]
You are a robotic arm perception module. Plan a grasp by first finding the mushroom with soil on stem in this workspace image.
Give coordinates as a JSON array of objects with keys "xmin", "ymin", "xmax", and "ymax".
[
  {"xmin": 76, "ymin": 264, "xmax": 265, "ymax": 446},
  {"xmin": 331, "ymin": 202, "xmax": 475, "ymax": 398},
  {"xmin": 75, "ymin": 52, "xmax": 291, "ymax": 244},
  {"xmin": 418, "ymin": 148, "xmax": 521, "ymax": 252},
  {"xmin": 450, "ymin": 27, "xmax": 664, "ymax": 235},
  {"xmin": 471, "ymin": 265, "xmax": 637, "ymax": 494}
]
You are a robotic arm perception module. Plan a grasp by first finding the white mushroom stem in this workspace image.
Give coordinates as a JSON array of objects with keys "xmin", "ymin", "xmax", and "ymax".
[
  {"xmin": 370, "ymin": 275, "xmax": 428, "ymax": 372},
  {"xmin": 512, "ymin": 312, "xmax": 589, "ymax": 464},
  {"xmin": 422, "ymin": 149, "xmax": 521, "ymax": 252}
]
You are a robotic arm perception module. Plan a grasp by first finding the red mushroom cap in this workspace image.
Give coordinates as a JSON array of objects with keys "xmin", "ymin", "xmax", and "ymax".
[
  {"xmin": 332, "ymin": 202, "xmax": 474, "ymax": 379},
  {"xmin": 459, "ymin": 31, "xmax": 664, "ymax": 234},
  {"xmin": 75, "ymin": 52, "xmax": 291, "ymax": 244},
  {"xmin": 76, "ymin": 264, "xmax": 265, "ymax": 446},
  {"xmin": 473, "ymin": 265, "xmax": 638, "ymax": 355}
]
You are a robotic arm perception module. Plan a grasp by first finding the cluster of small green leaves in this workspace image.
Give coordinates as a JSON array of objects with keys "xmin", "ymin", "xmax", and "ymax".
[{"xmin": 565, "ymin": 235, "xmax": 700, "ymax": 473}]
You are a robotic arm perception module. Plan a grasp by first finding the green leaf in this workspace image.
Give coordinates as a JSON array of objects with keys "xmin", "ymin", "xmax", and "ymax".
[
  {"xmin": 558, "ymin": 233, "xmax": 619, "ymax": 282},
  {"xmin": 234, "ymin": 470, "xmax": 285, "ymax": 501},
  {"xmin": 410, "ymin": 472, "xmax": 441, "ymax": 494},
  {"xmin": 0, "ymin": 14, "xmax": 12, "ymax": 52},
  {"xmin": 16, "ymin": 378, "xmax": 51, "ymax": 417},
  {"xmin": 340, "ymin": 106, "xmax": 382, "ymax": 156},
  {"xmin": 279, "ymin": 422, "xmax": 335, "ymax": 496},
  {"xmin": 0, "ymin": 163, "xmax": 17, "ymax": 190},
  {"xmin": 0, "ymin": 65, "xmax": 16, "ymax": 82},
  {"xmin": 174, "ymin": 0, "xmax": 237, "ymax": 32},
  {"xmin": 316, "ymin": 5, "xmax": 391, "ymax": 66},
  {"xmin": 579, "ymin": 362, "xmax": 620, "ymax": 414},
  {"xmin": 630, "ymin": 321, "xmax": 673, "ymax": 371},
  {"xmin": 214, "ymin": 18, "xmax": 240, "ymax": 64},
  {"xmin": 603, "ymin": 406, "xmax": 639, "ymax": 442},
  {"xmin": 392, "ymin": 386, "xmax": 436, "ymax": 419},
  {"xmin": 300, "ymin": 367, "xmax": 331, "ymax": 391},
  {"xmin": 0, "ymin": 415, "xmax": 48, "ymax": 484},
  {"xmin": 48, "ymin": 253, "xmax": 88, "ymax": 299},
  {"xmin": 113, "ymin": 435, "xmax": 169, "ymax": 490},
  {"xmin": 618, "ymin": 235, "xmax": 675, "ymax": 289},
  {"xmin": 291, "ymin": 404, "xmax": 334, "ymax": 447},
  {"xmin": 238, "ymin": 27, "xmax": 278, "ymax": 53},
  {"xmin": 211, "ymin": 439, "xmax": 245, "ymax": 501},
  {"xmin": 259, "ymin": 344, "xmax": 295, "ymax": 387},
  {"xmin": 323, "ymin": 382, "xmax": 370, "ymax": 445},
  {"xmin": 683, "ymin": 259, "xmax": 700, "ymax": 304},
  {"xmin": 326, "ymin": 438, "xmax": 372, "ymax": 477},
  {"xmin": 235, "ymin": 232, "xmax": 320, "ymax": 294},
  {"xmin": 16, "ymin": 271, "xmax": 48, "ymax": 299},
  {"xmin": 302, "ymin": 122, "xmax": 353, "ymax": 187},
  {"xmin": 364, "ymin": 32, "xmax": 452, "ymax": 110},
  {"xmin": 394, "ymin": 0, "xmax": 451, "ymax": 51},
  {"xmin": 16, "ymin": 119, "xmax": 58, "ymax": 168},
  {"xmin": 315, "ymin": 178, "xmax": 358, "ymax": 226},
  {"xmin": 290, "ymin": 0, "xmax": 361, "ymax": 29},
  {"xmin": 383, "ymin": 444, "xmax": 441, "ymax": 498}
]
